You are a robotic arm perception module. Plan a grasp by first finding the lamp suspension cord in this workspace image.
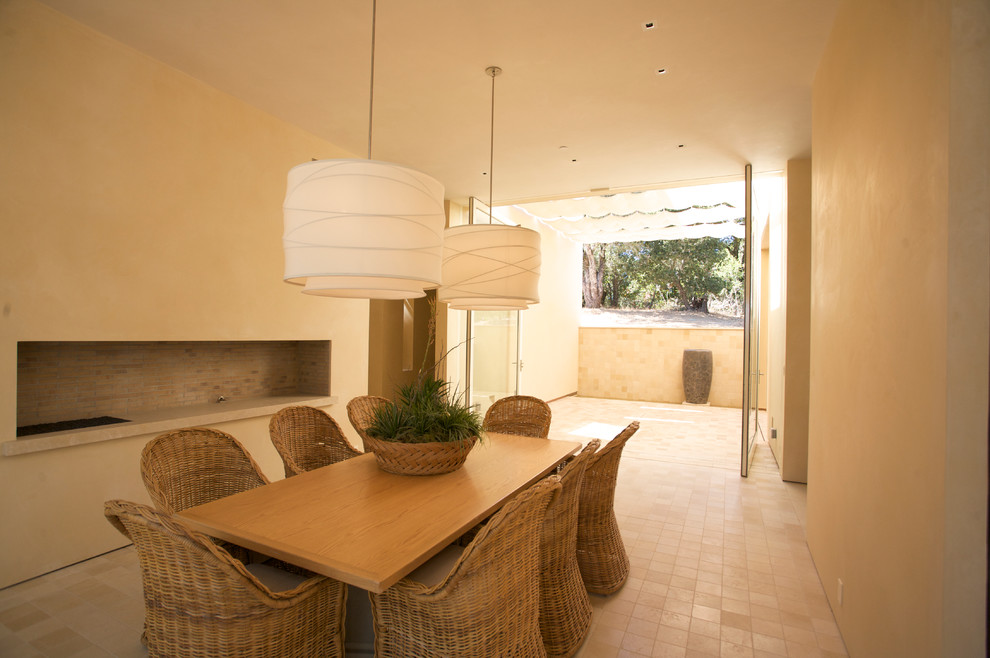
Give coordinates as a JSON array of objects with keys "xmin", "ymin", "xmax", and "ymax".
[
  {"xmin": 367, "ymin": 0, "xmax": 377, "ymax": 160},
  {"xmin": 486, "ymin": 66, "xmax": 502, "ymax": 222}
]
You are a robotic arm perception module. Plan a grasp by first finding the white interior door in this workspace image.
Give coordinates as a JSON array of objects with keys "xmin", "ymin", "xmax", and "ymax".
[{"xmin": 468, "ymin": 310, "xmax": 519, "ymax": 417}]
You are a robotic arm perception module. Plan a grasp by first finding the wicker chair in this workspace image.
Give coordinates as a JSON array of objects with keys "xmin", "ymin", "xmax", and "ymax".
[
  {"xmin": 269, "ymin": 405, "xmax": 362, "ymax": 478},
  {"xmin": 540, "ymin": 439, "xmax": 600, "ymax": 658},
  {"xmin": 346, "ymin": 395, "xmax": 391, "ymax": 445},
  {"xmin": 576, "ymin": 422, "xmax": 639, "ymax": 595},
  {"xmin": 105, "ymin": 499, "xmax": 346, "ymax": 658},
  {"xmin": 482, "ymin": 395, "xmax": 552, "ymax": 438},
  {"xmin": 140, "ymin": 427, "xmax": 269, "ymax": 515},
  {"xmin": 369, "ymin": 477, "xmax": 562, "ymax": 657}
]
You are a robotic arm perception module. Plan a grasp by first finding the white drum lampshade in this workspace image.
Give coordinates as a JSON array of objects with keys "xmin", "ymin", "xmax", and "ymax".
[
  {"xmin": 439, "ymin": 224, "xmax": 541, "ymax": 310},
  {"xmin": 283, "ymin": 159, "xmax": 446, "ymax": 299}
]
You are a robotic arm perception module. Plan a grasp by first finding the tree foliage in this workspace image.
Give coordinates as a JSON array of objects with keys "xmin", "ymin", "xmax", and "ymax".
[{"xmin": 582, "ymin": 237, "xmax": 744, "ymax": 312}]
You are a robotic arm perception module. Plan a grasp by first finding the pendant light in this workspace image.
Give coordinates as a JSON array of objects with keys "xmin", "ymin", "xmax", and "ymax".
[
  {"xmin": 282, "ymin": 0, "xmax": 445, "ymax": 299},
  {"xmin": 438, "ymin": 67, "xmax": 541, "ymax": 311}
]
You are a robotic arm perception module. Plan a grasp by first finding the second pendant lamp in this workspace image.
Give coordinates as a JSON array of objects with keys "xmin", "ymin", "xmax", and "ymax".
[
  {"xmin": 439, "ymin": 66, "xmax": 541, "ymax": 311},
  {"xmin": 282, "ymin": 0, "xmax": 445, "ymax": 300}
]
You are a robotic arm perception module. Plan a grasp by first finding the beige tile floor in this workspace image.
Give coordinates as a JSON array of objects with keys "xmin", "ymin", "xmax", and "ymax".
[
  {"xmin": 0, "ymin": 396, "xmax": 846, "ymax": 657},
  {"xmin": 550, "ymin": 397, "xmax": 846, "ymax": 658}
]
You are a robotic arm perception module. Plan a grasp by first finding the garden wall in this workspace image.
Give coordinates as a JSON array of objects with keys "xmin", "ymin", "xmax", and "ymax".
[{"xmin": 578, "ymin": 327, "xmax": 743, "ymax": 408}]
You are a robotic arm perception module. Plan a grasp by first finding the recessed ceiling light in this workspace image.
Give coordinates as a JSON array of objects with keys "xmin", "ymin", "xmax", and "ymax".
[{"xmin": 642, "ymin": 21, "xmax": 656, "ymax": 31}]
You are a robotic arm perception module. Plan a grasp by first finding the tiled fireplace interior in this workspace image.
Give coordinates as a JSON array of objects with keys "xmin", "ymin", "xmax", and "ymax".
[{"xmin": 16, "ymin": 341, "xmax": 330, "ymax": 434}]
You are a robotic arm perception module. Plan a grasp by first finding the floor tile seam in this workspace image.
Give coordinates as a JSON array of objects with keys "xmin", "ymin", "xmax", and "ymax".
[
  {"xmin": 621, "ymin": 453, "xmax": 752, "ymax": 473},
  {"xmin": 0, "ymin": 547, "xmax": 135, "ymax": 597}
]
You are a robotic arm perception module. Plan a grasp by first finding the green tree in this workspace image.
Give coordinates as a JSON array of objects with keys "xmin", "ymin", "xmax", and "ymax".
[
  {"xmin": 582, "ymin": 244, "xmax": 607, "ymax": 308},
  {"xmin": 603, "ymin": 242, "xmax": 640, "ymax": 307},
  {"xmin": 640, "ymin": 237, "xmax": 737, "ymax": 311},
  {"xmin": 581, "ymin": 237, "xmax": 743, "ymax": 312}
]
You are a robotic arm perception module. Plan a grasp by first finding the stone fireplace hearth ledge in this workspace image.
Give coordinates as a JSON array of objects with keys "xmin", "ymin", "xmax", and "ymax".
[{"xmin": 2, "ymin": 394, "xmax": 336, "ymax": 456}]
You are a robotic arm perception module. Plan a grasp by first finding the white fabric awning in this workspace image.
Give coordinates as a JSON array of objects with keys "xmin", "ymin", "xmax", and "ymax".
[{"xmin": 513, "ymin": 181, "xmax": 746, "ymax": 243}]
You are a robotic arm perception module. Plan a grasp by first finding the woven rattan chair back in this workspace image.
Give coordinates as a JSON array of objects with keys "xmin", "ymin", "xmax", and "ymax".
[
  {"xmin": 369, "ymin": 476, "xmax": 562, "ymax": 657},
  {"xmin": 140, "ymin": 427, "xmax": 268, "ymax": 515},
  {"xmin": 105, "ymin": 499, "xmax": 345, "ymax": 658},
  {"xmin": 269, "ymin": 406, "xmax": 362, "ymax": 478},
  {"xmin": 576, "ymin": 422, "xmax": 639, "ymax": 595},
  {"xmin": 346, "ymin": 395, "xmax": 391, "ymax": 445},
  {"xmin": 539, "ymin": 439, "xmax": 600, "ymax": 657},
  {"xmin": 482, "ymin": 395, "xmax": 552, "ymax": 438}
]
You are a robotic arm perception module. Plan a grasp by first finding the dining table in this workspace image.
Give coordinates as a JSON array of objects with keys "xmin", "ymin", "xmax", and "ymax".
[{"xmin": 176, "ymin": 432, "xmax": 581, "ymax": 593}]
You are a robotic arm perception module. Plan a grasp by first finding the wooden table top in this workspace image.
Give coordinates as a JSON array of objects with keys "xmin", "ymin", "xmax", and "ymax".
[{"xmin": 177, "ymin": 433, "xmax": 580, "ymax": 592}]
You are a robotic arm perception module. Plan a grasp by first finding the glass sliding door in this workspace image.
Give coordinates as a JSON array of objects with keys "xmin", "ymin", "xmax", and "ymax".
[{"xmin": 741, "ymin": 164, "xmax": 760, "ymax": 477}]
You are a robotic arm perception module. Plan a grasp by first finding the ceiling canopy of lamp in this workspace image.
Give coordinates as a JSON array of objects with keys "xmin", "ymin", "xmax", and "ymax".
[
  {"xmin": 439, "ymin": 66, "xmax": 541, "ymax": 311},
  {"xmin": 281, "ymin": 0, "xmax": 445, "ymax": 300}
]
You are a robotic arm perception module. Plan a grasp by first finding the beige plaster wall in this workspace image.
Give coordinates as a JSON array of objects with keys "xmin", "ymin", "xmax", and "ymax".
[
  {"xmin": 367, "ymin": 295, "xmax": 434, "ymax": 400},
  {"xmin": 942, "ymin": 1, "xmax": 990, "ymax": 652},
  {"xmin": 807, "ymin": 1, "xmax": 988, "ymax": 655},
  {"xmin": 757, "ymin": 245, "xmax": 770, "ymax": 412},
  {"xmin": 766, "ymin": 173, "xmax": 786, "ymax": 468},
  {"xmin": 777, "ymin": 159, "xmax": 811, "ymax": 483},
  {"xmin": 578, "ymin": 327, "xmax": 743, "ymax": 408},
  {"xmin": 505, "ymin": 207, "xmax": 582, "ymax": 402},
  {"xmin": 0, "ymin": 0, "xmax": 370, "ymax": 587}
]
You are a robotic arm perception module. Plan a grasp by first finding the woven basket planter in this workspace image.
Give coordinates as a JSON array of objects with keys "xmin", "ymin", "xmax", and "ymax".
[{"xmin": 362, "ymin": 435, "xmax": 478, "ymax": 475}]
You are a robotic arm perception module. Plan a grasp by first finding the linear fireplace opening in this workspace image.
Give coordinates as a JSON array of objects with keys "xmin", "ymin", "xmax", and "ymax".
[
  {"xmin": 16, "ymin": 416, "xmax": 130, "ymax": 437},
  {"xmin": 16, "ymin": 340, "xmax": 331, "ymax": 438}
]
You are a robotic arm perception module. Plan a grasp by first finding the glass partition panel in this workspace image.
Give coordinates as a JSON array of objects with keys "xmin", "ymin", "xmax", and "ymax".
[{"xmin": 741, "ymin": 164, "xmax": 759, "ymax": 476}]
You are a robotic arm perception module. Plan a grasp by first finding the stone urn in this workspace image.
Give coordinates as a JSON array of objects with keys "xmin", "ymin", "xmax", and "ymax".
[{"xmin": 682, "ymin": 349, "xmax": 713, "ymax": 405}]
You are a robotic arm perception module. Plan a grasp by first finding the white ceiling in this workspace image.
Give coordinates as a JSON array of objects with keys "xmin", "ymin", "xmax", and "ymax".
[{"xmin": 38, "ymin": 0, "xmax": 838, "ymax": 206}]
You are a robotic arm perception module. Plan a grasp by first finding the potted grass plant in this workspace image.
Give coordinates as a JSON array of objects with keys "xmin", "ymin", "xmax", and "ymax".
[{"xmin": 362, "ymin": 301, "xmax": 484, "ymax": 475}]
